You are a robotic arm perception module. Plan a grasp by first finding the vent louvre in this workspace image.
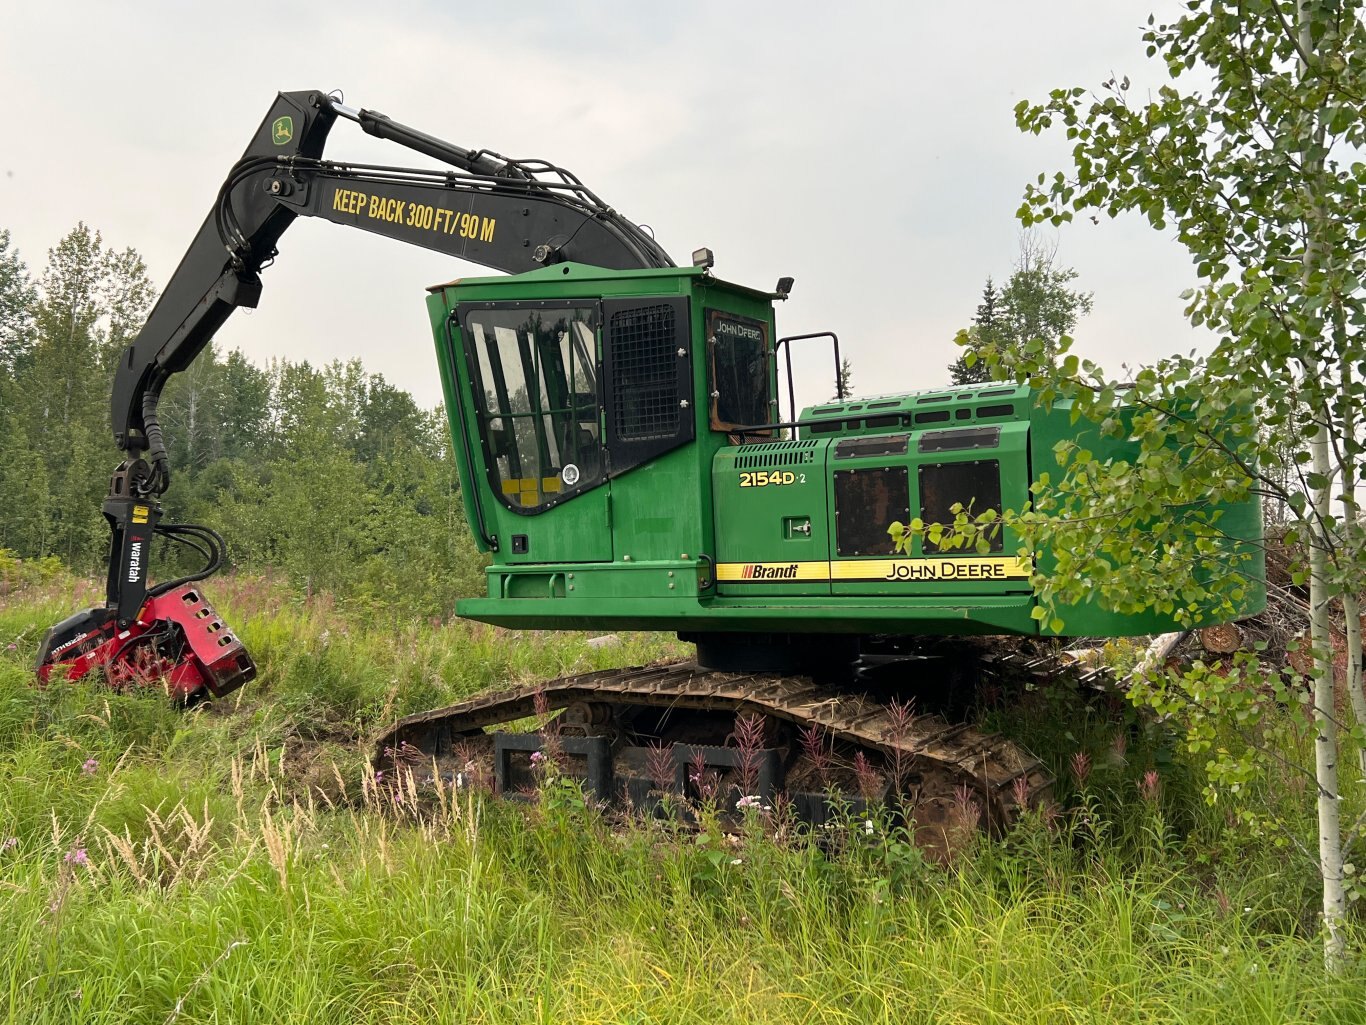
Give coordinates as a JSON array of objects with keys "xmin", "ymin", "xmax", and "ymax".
[
  {"xmin": 737, "ymin": 439, "xmax": 818, "ymax": 453},
  {"xmin": 735, "ymin": 448, "xmax": 818, "ymax": 469}
]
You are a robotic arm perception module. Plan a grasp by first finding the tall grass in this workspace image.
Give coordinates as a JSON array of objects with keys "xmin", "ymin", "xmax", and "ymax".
[{"xmin": 1, "ymin": 576, "xmax": 1363, "ymax": 1023}]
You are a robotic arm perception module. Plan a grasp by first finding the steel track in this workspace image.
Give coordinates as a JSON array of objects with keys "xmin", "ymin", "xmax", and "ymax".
[{"xmin": 372, "ymin": 655, "xmax": 1059, "ymax": 835}]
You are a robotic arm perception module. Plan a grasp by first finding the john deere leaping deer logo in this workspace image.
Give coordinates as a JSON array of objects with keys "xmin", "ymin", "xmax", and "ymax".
[{"xmin": 271, "ymin": 116, "xmax": 294, "ymax": 146}]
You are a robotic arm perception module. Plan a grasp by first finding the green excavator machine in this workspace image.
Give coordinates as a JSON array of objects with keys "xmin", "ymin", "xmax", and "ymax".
[{"xmin": 37, "ymin": 91, "xmax": 1264, "ymax": 840}]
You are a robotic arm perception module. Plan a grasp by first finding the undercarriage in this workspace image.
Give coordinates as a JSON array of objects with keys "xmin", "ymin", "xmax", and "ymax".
[{"xmin": 373, "ymin": 638, "xmax": 1075, "ymax": 851}]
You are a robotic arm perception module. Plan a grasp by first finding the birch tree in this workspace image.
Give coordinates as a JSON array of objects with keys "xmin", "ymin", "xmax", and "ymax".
[{"xmin": 997, "ymin": 1, "xmax": 1366, "ymax": 968}]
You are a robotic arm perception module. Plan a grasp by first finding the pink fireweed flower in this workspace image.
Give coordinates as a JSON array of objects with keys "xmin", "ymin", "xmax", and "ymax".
[
  {"xmin": 1, "ymin": 837, "xmax": 16, "ymax": 851},
  {"xmin": 64, "ymin": 848, "xmax": 88, "ymax": 867},
  {"xmin": 735, "ymin": 795, "xmax": 768, "ymax": 811},
  {"xmin": 1070, "ymin": 751, "xmax": 1092, "ymax": 787},
  {"xmin": 81, "ymin": 758, "xmax": 98, "ymax": 776},
  {"xmin": 529, "ymin": 751, "xmax": 545, "ymax": 765},
  {"xmin": 852, "ymin": 751, "xmax": 883, "ymax": 804},
  {"xmin": 5, "ymin": 643, "xmax": 16, "ymax": 652},
  {"xmin": 1139, "ymin": 769, "xmax": 1161, "ymax": 803}
]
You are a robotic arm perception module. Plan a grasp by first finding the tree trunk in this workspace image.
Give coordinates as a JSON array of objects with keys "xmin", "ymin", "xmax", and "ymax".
[
  {"xmin": 1123, "ymin": 631, "xmax": 1188, "ymax": 690},
  {"xmin": 1297, "ymin": 0, "xmax": 1348, "ymax": 972},
  {"xmin": 1198, "ymin": 623, "xmax": 1243, "ymax": 655},
  {"xmin": 1308, "ymin": 428, "xmax": 1347, "ymax": 970}
]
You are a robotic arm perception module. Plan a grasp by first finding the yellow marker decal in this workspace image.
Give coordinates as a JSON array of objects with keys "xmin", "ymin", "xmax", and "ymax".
[
  {"xmin": 716, "ymin": 558, "xmax": 1032, "ymax": 582},
  {"xmin": 331, "ymin": 186, "xmax": 496, "ymax": 244},
  {"xmin": 132, "ymin": 505, "xmax": 150, "ymax": 525},
  {"xmin": 716, "ymin": 561, "xmax": 830, "ymax": 582},
  {"xmin": 831, "ymin": 557, "xmax": 1032, "ymax": 582}
]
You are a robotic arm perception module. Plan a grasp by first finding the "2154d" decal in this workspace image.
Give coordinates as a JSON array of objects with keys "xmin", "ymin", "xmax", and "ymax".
[{"xmin": 738, "ymin": 471, "xmax": 806, "ymax": 487}]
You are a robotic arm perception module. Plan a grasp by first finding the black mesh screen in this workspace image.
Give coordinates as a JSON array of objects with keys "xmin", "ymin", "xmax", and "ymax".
[
  {"xmin": 919, "ymin": 460, "xmax": 1003, "ymax": 553},
  {"xmin": 610, "ymin": 304, "xmax": 680, "ymax": 440},
  {"xmin": 602, "ymin": 296, "xmax": 693, "ymax": 476},
  {"xmin": 834, "ymin": 467, "xmax": 910, "ymax": 557}
]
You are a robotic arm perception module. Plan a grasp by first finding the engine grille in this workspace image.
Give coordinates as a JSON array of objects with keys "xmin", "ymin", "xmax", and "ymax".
[{"xmin": 734, "ymin": 440, "xmax": 818, "ymax": 469}]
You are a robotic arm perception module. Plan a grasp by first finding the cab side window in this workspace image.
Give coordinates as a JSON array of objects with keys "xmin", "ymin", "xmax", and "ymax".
[{"xmin": 465, "ymin": 304, "xmax": 601, "ymax": 511}]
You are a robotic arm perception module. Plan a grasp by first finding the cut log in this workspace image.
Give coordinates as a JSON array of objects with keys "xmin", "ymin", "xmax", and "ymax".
[
  {"xmin": 1126, "ymin": 631, "xmax": 1189, "ymax": 687},
  {"xmin": 1199, "ymin": 622, "xmax": 1244, "ymax": 655}
]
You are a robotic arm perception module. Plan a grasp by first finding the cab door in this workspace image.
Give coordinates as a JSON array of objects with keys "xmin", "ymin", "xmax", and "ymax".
[{"xmin": 458, "ymin": 300, "xmax": 612, "ymax": 563}]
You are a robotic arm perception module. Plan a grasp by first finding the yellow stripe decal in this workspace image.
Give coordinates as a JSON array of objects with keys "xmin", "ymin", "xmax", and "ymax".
[
  {"xmin": 716, "ymin": 561, "xmax": 830, "ymax": 582},
  {"xmin": 717, "ymin": 558, "xmax": 1032, "ymax": 583},
  {"xmin": 831, "ymin": 557, "xmax": 1032, "ymax": 581}
]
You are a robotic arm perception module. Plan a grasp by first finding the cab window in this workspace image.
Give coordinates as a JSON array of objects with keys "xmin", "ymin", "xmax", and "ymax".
[
  {"xmin": 706, "ymin": 309, "xmax": 772, "ymax": 431},
  {"xmin": 464, "ymin": 304, "xmax": 601, "ymax": 511}
]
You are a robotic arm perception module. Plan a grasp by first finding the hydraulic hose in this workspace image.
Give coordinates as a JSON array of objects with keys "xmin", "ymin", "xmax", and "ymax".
[{"xmin": 140, "ymin": 374, "xmax": 171, "ymax": 494}]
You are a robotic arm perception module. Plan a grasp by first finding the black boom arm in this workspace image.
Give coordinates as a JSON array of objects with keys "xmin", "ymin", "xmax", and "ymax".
[
  {"xmin": 100, "ymin": 89, "xmax": 673, "ymax": 625},
  {"xmin": 112, "ymin": 89, "xmax": 673, "ymax": 466}
]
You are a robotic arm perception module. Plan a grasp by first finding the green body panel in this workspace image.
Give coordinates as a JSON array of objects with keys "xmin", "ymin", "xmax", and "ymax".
[
  {"xmin": 713, "ymin": 441, "xmax": 832, "ymax": 596},
  {"xmin": 1025, "ymin": 400, "xmax": 1267, "ymax": 635},
  {"xmin": 458, "ymin": 593, "xmax": 1036, "ymax": 634},
  {"xmin": 429, "ymin": 266, "xmax": 1266, "ymax": 640}
]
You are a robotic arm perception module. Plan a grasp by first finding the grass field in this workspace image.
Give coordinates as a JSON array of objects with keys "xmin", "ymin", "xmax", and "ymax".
[{"xmin": 2, "ymin": 576, "xmax": 1363, "ymax": 1023}]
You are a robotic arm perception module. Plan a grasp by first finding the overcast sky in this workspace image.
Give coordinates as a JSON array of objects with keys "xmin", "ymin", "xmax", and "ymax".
[{"xmin": 1, "ymin": 1, "xmax": 1198, "ymax": 412}]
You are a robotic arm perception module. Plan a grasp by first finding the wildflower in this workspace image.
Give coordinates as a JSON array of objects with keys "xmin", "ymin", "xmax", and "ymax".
[
  {"xmin": 799, "ymin": 724, "xmax": 832, "ymax": 780},
  {"xmin": 1139, "ymin": 769, "xmax": 1161, "ymax": 803},
  {"xmin": 852, "ymin": 751, "xmax": 883, "ymax": 804},
  {"xmin": 735, "ymin": 795, "xmax": 768, "ymax": 811},
  {"xmin": 529, "ymin": 751, "xmax": 545, "ymax": 765},
  {"xmin": 81, "ymin": 758, "xmax": 99, "ymax": 776},
  {"xmin": 730, "ymin": 858, "xmax": 743, "ymax": 866},
  {"xmin": 1139, "ymin": 770, "xmax": 1160, "ymax": 802},
  {"xmin": 64, "ymin": 847, "xmax": 88, "ymax": 867},
  {"xmin": 950, "ymin": 783, "xmax": 982, "ymax": 833},
  {"xmin": 1070, "ymin": 750, "xmax": 1092, "ymax": 786},
  {"xmin": 1, "ymin": 837, "xmax": 16, "ymax": 851},
  {"xmin": 5, "ymin": 643, "xmax": 15, "ymax": 652},
  {"xmin": 374, "ymin": 770, "xmax": 385, "ymax": 784},
  {"xmin": 646, "ymin": 743, "xmax": 674, "ymax": 793}
]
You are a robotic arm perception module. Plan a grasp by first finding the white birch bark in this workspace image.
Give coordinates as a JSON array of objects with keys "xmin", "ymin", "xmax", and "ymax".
[{"xmin": 1298, "ymin": 0, "xmax": 1347, "ymax": 972}]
